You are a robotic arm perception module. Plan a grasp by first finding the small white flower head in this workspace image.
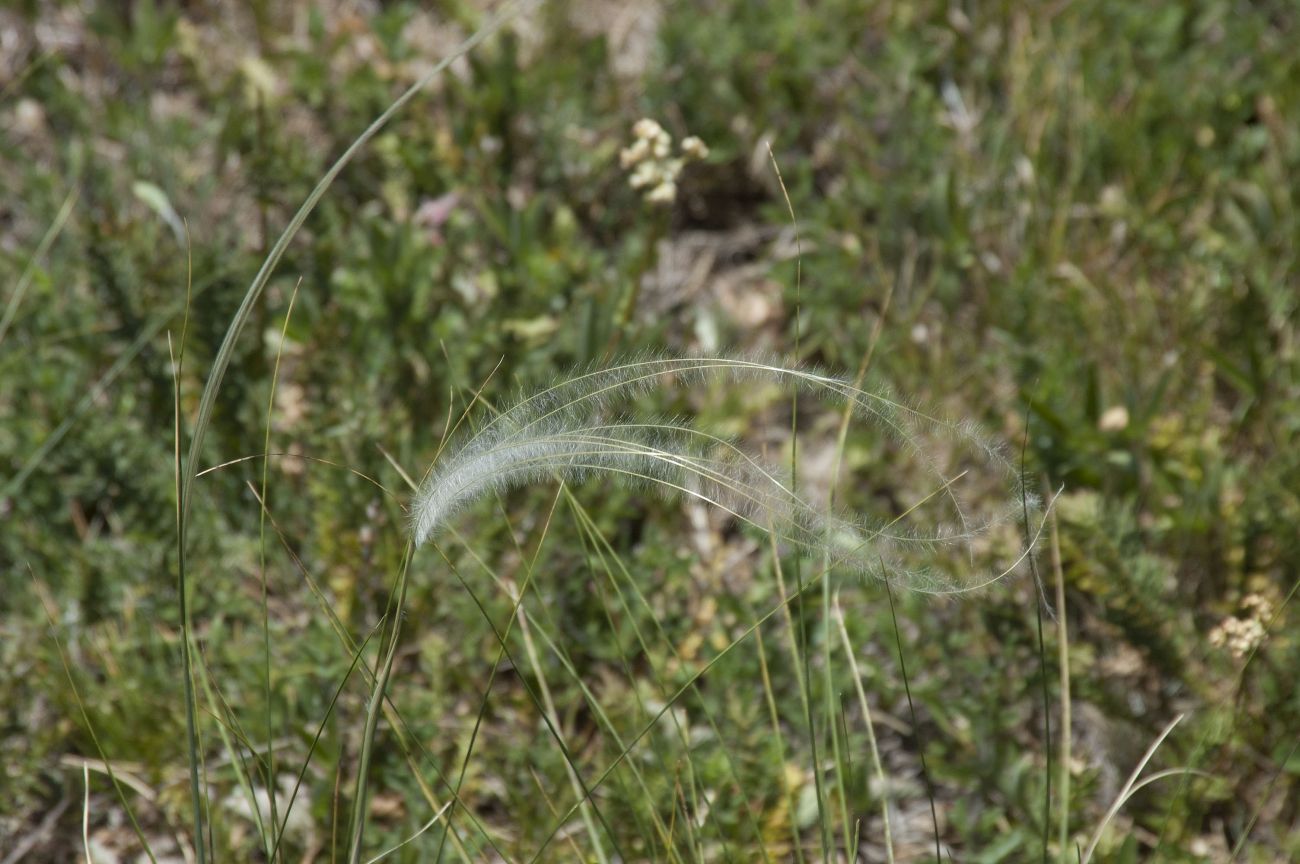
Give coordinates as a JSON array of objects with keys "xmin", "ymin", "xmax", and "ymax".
[
  {"xmin": 632, "ymin": 117, "xmax": 665, "ymax": 141},
  {"xmin": 1242, "ymin": 592, "xmax": 1273, "ymax": 620},
  {"xmin": 646, "ymin": 181, "xmax": 677, "ymax": 204},
  {"xmin": 619, "ymin": 137, "xmax": 650, "ymax": 169},
  {"xmin": 629, "ymin": 161, "xmax": 661, "ymax": 190},
  {"xmin": 1208, "ymin": 616, "xmax": 1265, "ymax": 658},
  {"xmin": 681, "ymin": 135, "xmax": 710, "ymax": 161},
  {"xmin": 621, "ymin": 119, "xmax": 709, "ymax": 206},
  {"xmin": 1209, "ymin": 592, "xmax": 1275, "ymax": 658},
  {"xmin": 1098, "ymin": 405, "xmax": 1129, "ymax": 433}
]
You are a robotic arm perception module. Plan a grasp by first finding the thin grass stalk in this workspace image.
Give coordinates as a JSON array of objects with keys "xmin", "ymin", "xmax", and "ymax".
[
  {"xmin": 576, "ymin": 530, "xmax": 705, "ymax": 861},
  {"xmin": 823, "ymin": 569, "xmax": 851, "ymax": 858},
  {"xmin": 753, "ymin": 613, "xmax": 808, "ymax": 864},
  {"xmin": 1049, "ymin": 500, "xmax": 1071, "ymax": 859},
  {"xmin": 525, "ymin": 467, "xmax": 1054, "ymax": 862},
  {"xmin": 564, "ymin": 498, "xmax": 770, "ymax": 861},
  {"xmin": 82, "ymin": 765, "xmax": 92, "ymax": 864},
  {"xmin": 180, "ymin": 1, "xmax": 528, "ymax": 525},
  {"xmin": 1034, "ymin": 572, "xmax": 1052, "ymax": 863},
  {"xmin": 445, "ymin": 562, "xmax": 629, "ymax": 861},
  {"xmin": 430, "ymin": 550, "xmax": 561, "ymax": 859},
  {"xmin": 192, "ymin": 636, "xmax": 270, "ymax": 848},
  {"xmin": 825, "ymin": 247, "xmax": 895, "ymax": 862},
  {"xmin": 499, "ymin": 495, "xmax": 612, "ymax": 864},
  {"xmin": 532, "ymin": 570, "xmax": 831, "ymax": 860},
  {"xmin": 1020, "ymin": 416, "xmax": 1052, "ymax": 864},
  {"xmin": 245, "ymin": 483, "xmax": 498, "ymax": 862},
  {"xmin": 268, "ymin": 622, "xmax": 384, "ymax": 863},
  {"xmin": 766, "ymin": 143, "xmax": 830, "ymax": 862},
  {"xmin": 480, "ymin": 504, "xmax": 677, "ymax": 856},
  {"xmin": 439, "ymin": 385, "xmax": 784, "ymax": 860},
  {"xmin": 825, "ymin": 610, "xmax": 852, "ymax": 858},
  {"xmin": 565, "ymin": 497, "xmax": 771, "ymax": 861},
  {"xmin": 346, "ymin": 545, "xmax": 414, "ymax": 864},
  {"xmin": 256, "ymin": 277, "xmax": 301, "ymax": 859},
  {"xmin": 174, "ymin": 11, "xmax": 526, "ymax": 848},
  {"xmin": 445, "ymin": 457, "xmax": 740, "ymax": 858},
  {"xmin": 1227, "ymin": 736, "xmax": 1298, "ymax": 862},
  {"xmin": 837, "ymin": 700, "xmax": 862, "ymax": 856},
  {"xmin": 884, "ymin": 576, "xmax": 941, "ymax": 862},
  {"xmin": 531, "ymin": 562, "xmax": 680, "ymax": 856},
  {"xmin": 1080, "ymin": 714, "xmax": 1185, "ymax": 863},
  {"xmin": 426, "ymin": 375, "xmax": 568, "ymax": 864},
  {"xmin": 248, "ymin": 459, "xmax": 489, "ymax": 858},
  {"xmin": 767, "ymin": 535, "xmax": 817, "ymax": 859},
  {"xmin": 169, "ymin": 254, "xmax": 204, "ymax": 864},
  {"xmin": 833, "ymin": 594, "xmax": 894, "ymax": 864},
  {"xmin": 545, "ymin": 570, "xmax": 678, "ymax": 857},
  {"xmin": 362, "ymin": 801, "xmax": 452, "ymax": 864},
  {"xmin": 420, "ymin": 459, "xmax": 631, "ymax": 860},
  {"xmin": 0, "ymin": 182, "xmax": 78, "ymax": 348},
  {"xmin": 525, "ymin": 561, "xmax": 848, "ymax": 863},
  {"xmin": 31, "ymin": 577, "xmax": 159, "ymax": 864},
  {"xmin": 529, "ymin": 765, "xmax": 594, "ymax": 861},
  {"xmin": 330, "ymin": 751, "xmax": 344, "ymax": 862}
]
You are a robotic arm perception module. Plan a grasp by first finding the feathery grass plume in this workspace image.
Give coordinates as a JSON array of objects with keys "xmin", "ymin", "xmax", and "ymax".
[{"xmin": 412, "ymin": 355, "xmax": 1043, "ymax": 593}]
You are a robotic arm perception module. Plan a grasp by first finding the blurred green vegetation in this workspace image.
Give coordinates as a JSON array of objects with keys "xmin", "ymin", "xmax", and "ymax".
[{"xmin": 1, "ymin": 0, "xmax": 1297, "ymax": 860}]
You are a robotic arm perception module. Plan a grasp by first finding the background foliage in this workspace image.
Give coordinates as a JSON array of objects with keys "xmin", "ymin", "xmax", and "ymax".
[{"xmin": 2, "ymin": 0, "xmax": 1297, "ymax": 860}]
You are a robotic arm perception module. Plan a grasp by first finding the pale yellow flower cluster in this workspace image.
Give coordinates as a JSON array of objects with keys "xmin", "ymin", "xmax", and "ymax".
[
  {"xmin": 620, "ymin": 118, "xmax": 709, "ymax": 205},
  {"xmin": 1208, "ymin": 593, "xmax": 1274, "ymax": 658}
]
